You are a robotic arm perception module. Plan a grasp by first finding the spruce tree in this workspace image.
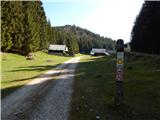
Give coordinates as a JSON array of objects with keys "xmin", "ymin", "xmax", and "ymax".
[
  {"xmin": 1, "ymin": 1, "xmax": 13, "ymax": 51},
  {"xmin": 130, "ymin": 1, "xmax": 160, "ymax": 54},
  {"xmin": 21, "ymin": 1, "xmax": 40, "ymax": 55},
  {"xmin": 10, "ymin": 1, "xmax": 24, "ymax": 53}
]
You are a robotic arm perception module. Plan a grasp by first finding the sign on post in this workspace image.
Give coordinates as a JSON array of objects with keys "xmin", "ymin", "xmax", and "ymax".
[
  {"xmin": 115, "ymin": 39, "xmax": 125, "ymax": 106},
  {"xmin": 116, "ymin": 52, "xmax": 124, "ymax": 81}
]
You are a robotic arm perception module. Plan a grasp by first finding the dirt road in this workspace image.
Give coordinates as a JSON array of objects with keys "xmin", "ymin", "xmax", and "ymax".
[{"xmin": 2, "ymin": 56, "xmax": 83, "ymax": 120}]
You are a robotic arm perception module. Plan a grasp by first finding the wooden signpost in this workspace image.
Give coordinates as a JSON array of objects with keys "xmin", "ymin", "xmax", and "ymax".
[{"xmin": 115, "ymin": 39, "xmax": 125, "ymax": 106}]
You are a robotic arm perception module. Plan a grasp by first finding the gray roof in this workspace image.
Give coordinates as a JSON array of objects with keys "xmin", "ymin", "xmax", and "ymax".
[
  {"xmin": 91, "ymin": 48, "xmax": 106, "ymax": 53},
  {"xmin": 49, "ymin": 44, "xmax": 68, "ymax": 51},
  {"xmin": 90, "ymin": 48, "xmax": 110, "ymax": 55}
]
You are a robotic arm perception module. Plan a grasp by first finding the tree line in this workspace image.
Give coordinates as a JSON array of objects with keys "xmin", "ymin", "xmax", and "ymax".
[
  {"xmin": 55, "ymin": 25, "xmax": 116, "ymax": 53},
  {"xmin": 1, "ymin": 1, "xmax": 115, "ymax": 56},
  {"xmin": 130, "ymin": 1, "xmax": 160, "ymax": 54}
]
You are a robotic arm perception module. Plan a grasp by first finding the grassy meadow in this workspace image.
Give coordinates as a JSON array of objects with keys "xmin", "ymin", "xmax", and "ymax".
[
  {"xmin": 1, "ymin": 51, "xmax": 71, "ymax": 98},
  {"xmin": 70, "ymin": 53, "xmax": 160, "ymax": 120}
]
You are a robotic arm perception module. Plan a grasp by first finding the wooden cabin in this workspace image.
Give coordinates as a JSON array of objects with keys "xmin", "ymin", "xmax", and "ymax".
[{"xmin": 48, "ymin": 44, "xmax": 68, "ymax": 55}]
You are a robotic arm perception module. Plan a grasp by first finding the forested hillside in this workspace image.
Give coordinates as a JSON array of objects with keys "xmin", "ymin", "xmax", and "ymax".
[
  {"xmin": 1, "ymin": 1, "xmax": 115, "ymax": 55},
  {"xmin": 130, "ymin": 1, "xmax": 160, "ymax": 54},
  {"xmin": 55, "ymin": 25, "xmax": 116, "ymax": 52}
]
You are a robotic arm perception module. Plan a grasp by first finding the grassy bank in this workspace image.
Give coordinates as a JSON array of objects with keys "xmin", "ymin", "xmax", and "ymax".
[
  {"xmin": 1, "ymin": 51, "xmax": 71, "ymax": 98},
  {"xmin": 70, "ymin": 53, "xmax": 160, "ymax": 120}
]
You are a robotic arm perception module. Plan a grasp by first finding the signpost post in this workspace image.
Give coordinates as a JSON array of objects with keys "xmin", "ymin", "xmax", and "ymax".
[{"xmin": 115, "ymin": 39, "xmax": 125, "ymax": 106}]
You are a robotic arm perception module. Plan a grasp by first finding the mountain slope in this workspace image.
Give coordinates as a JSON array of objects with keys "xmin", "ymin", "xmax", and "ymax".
[{"xmin": 54, "ymin": 25, "xmax": 116, "ymax": 52}]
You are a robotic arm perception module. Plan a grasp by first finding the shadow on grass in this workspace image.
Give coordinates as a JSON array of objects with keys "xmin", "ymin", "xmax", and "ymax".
[
  {"xmin": 70, "ymin": 54, "xmax": 160, "ymax": 120},
  {"xmin": 1, "ymin": 56, "xmax": 93, "ymax": 99},
  {"xmin": 2, "ymin": 65, "xmax": 61, "ymax": 84},
  {"xmin": 7, "ymin": 64, "xmax": 61, "ymax": 72},
  {"xmin": 1, "ymin": 63, "xmax": 69, "ymax": 98},
  {"xmin": 1, "ymin": 56, "xmax": 107, "ymax": 98}
]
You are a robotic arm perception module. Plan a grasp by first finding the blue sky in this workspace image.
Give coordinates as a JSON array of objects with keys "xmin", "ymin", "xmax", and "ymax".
[
  {"xmin": 42, "ymin": 2, "xmax": 98, "ymax": 26},
  {"xmin": 42, "ymin": 0, "xmax": 144, "ymax": 43}
]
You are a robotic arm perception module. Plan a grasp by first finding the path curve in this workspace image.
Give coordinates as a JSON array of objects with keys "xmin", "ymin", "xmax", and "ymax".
[{"xmin": 2, "ymin": 56, "xmax": 83, "ymax": 120}]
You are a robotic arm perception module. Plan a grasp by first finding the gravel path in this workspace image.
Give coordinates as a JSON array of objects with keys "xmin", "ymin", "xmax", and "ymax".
[{"xmin": 1, "ymin": 56, "xmax": 83, "ymax": 120}]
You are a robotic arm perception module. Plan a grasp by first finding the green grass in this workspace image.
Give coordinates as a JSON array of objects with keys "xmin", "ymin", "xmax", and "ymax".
[
  {"xmin": 1, "ymin": 51, "xmax": 71, "ymax": 97},
  {"xmin": 70, "ymin": 53, "xmax": 160, "ymax": 120}
]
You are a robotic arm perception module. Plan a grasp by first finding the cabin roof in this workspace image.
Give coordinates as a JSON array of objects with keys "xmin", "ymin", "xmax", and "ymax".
[
  {"xmin": 49, "ymin": 44, "xmax": 68, "ymax": 51},
  {"xmin": 91, "ymin": 48, "xmax": 106, "ymax": 53}
]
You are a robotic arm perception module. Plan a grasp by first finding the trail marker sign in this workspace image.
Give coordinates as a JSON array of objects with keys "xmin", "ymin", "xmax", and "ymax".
[{"xmin": 115, "ymin": 39, "xmax": 125, "ymax": 106}]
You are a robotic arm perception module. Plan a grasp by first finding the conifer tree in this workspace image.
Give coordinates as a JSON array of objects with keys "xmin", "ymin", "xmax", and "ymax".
[
  {"xmin": 10, "ymin": 1, "xmax": 24, "ymax": 52},
  {"xmin": 21, "ymin": 1, "xmax": 41, "ymax": 55},
  {"xmin": 130, "ymin": 1, "xmax": 160, "ymax": 54},
  {"xmin": 1, "ymin": 1, "xmax": 13, "ymax": 51}
]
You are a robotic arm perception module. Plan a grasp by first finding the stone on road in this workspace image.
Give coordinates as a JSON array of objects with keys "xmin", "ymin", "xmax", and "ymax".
[{"xmin": 2, "ymin": 56, "xmax": 83, "ymax": 120}]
